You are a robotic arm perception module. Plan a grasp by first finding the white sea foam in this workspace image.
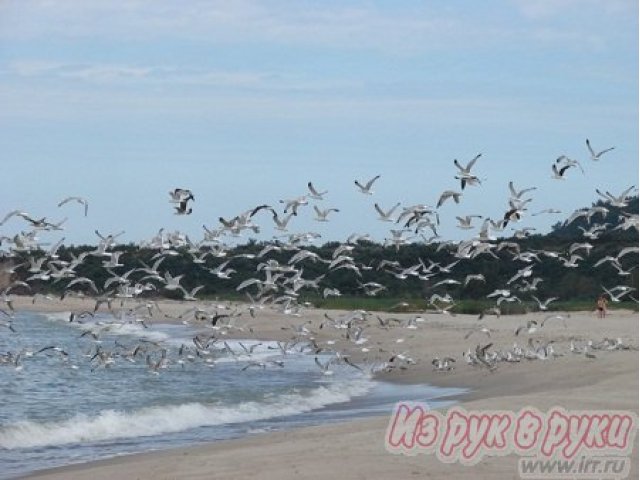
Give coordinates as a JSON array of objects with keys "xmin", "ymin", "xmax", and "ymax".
[
  {"xmin": 102, "ymin": 322, "xmax": 172, "ymax": 344},
  {"xmin": 0, "ymin": 379, "xmax": 373, "ymax": 449},
  {"xmin": 42, "ymin": 312, "xmax": 172, "ymax": 343},
  {"xmin": 40, "ymin": 314, "xmax": 290, "ymax": 354},
  {"xmin": 41, "ymin": 311, "xmax": 73, "ymax": 323},
  {"xmin": 211, "ymin": 339, "xmax": 288, "ymax": 364}
]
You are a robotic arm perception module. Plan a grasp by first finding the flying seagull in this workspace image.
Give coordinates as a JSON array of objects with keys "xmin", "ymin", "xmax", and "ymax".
[
  {"xmin": 354, "ymin": 175, "xmax": 381, "ymax": 195},
  {"xmin": 169, "ymin": 188, "xmax": 194, "ymax": 203},
  {"xmin": 307, "ymin": 182, "xmax": 328, "ymax": 200},
  {"xmin": 586, "ymin": 139, "xmax": 615, "ymax": 161},
  {"xmin": 595, "ymin": 186, "xmax": 636, "ymax": 207},
  {"xmin": 313, "ymin": 206, "xmax": 340, "ymax": 222},
  {"xmin": 551, "ymin": 163, "xmax": 574, "ymax": 180},
  {"xmin": 437, "ymin": 190, "xmax": 462, "ymax": 208},
  {"xmin": 58, "ymin": 196, "xmax": 89, "ymax": 217},
  {"xmin": 170, "ymin": 188, "xmax": 194, "ymax": 215},
  {"xmin": 555, "ymin": 155, "xmax": 584, "ymax": 174},
  {"xmin": 374, "ymin": 202, "xmax": 401, "ymax": 222},
  {"xmin": 454, "ymin": 153, "xmax": 482, "ymax": 189}
]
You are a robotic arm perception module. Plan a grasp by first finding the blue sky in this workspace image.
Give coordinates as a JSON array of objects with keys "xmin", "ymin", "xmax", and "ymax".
[{"xmin": 0, "ymin": 0, "xmax": 637, "ymax": 246}]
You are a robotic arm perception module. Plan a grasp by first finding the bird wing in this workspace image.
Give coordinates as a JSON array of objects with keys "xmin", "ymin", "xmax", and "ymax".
[
  {"xmin": 307, "ymin": 182, "xmax": 320, "ymax": 196},
  {"xmin": 191, "ymin": 285, "xmax": 205, "ymax": 296},
  {"xmin": 586, "ymin": 139, "xmax": 595, "ymax": 156},
  {"xmin": 365, "ymin": 175, "xmax": 381, "ymax": 189},
  {"xmin": 308, "ymin": 182, "xmax": 326, "ymax": 197},
  {"xmin": 467, "ymin": 153, "xmax": 481, "ymax": 171},
  {"xmin": 0, "ymin": 210, "xmax": 25, "ymax": 225},
  {"xmin": 597, "ymin": 146, "xmax": 615, "ymax": 157},
  {"xmin": 57, "ymin": 197, "xmax": 75, "ymax": 207},
  {"xmin": 620, "ymin": 185, "xmax": 636, "ymax": 198}
]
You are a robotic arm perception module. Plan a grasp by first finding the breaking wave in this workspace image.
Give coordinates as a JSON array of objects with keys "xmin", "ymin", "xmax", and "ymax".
[{"xmin": 0, "ymin": 379, "xmax": 372, "ymax": 449}]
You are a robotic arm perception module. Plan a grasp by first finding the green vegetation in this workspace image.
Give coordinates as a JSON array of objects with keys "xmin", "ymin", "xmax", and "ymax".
[{"xmin": 8, "ymin": 197, "xmax": 638, "ymax": 315}]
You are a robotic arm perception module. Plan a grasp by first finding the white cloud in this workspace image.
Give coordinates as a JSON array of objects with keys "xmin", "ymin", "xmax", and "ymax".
[
  {"xmin": 0, "ymin": 1, "xmax": 506, "ymax": 54},
  {"xmin": 5, "ymin": 60, "xmax": 66, "ymax": 76},
  {"xmin": 6, "ymin": 61, "xmax": 153, "ymax": 81},
  {"xmin": 4, "ymin": 60, "xmax": 364, "ymax": 94},
  {"xmin": 528, "ymin": 28, "xmax": 606, "ymax": 51},
  {"xmin": 511, "ymin": 0, "xmax": 635, "ymax": 19},
  {"xmin": 60, "ymin": 65, "xmax": 153, "ymax": 81},
  {"xmin": 0, "ymin": 0, "xmax": 634, "ymax": 55}
]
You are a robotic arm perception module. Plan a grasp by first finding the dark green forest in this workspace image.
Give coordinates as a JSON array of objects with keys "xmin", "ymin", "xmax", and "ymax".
[{"xmin": 6, "ymin": 197, "xmax": 638, "ymax": 312}]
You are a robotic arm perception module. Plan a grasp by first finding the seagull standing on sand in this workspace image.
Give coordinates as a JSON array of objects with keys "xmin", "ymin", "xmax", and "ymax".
[{"xmin": 432, "ymin": 357, "xmax": 456, "ymax": 372}]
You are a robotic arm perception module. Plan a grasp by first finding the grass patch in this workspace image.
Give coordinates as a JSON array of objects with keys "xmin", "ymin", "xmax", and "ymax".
[{"xmin": 180, "ymin": 293, "xmax": 639, "ymax": 315}]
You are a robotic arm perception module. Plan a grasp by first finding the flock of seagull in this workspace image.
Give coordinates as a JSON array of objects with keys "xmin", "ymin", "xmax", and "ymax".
[{"xmin": 0, "ymin": 138, "xmax": 637, "ymax": 378}]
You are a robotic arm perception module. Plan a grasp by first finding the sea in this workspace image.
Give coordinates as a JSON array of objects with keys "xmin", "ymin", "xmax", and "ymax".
[{"xmin": 0, "ymin": 311, "xmax": 465, "ymax": 478}]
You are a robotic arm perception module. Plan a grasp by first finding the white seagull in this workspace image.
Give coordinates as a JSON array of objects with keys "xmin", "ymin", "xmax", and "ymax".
[
  {"xmin": 551, "ymin": 163, "xmax": 574, "ymax": 180},
  {"xmin": 531, "ymin": 295, "xmax": 558, "ymax": 311},
  {"xmin": 437, "ymin": 190, "xmax": 462, "ymax": 208},
  {"xmin": 354, "ymin": 175, "xmax": 381, "ymax": 195},
  {"xmin": 508, "ymin": 181, "xmax": 537, "ymax": 200},
  {"xmin": 374, "ymin": 202, "xmax": 401, "ymax": 222},
  {"xmin": 555, "ymin": 155, "xmax": 584, "ymax": 174},
  {"xmin": 272, "ymin": 211, "xmax": 295, "ymax": 231},
  {"xmin": 313, "ymin": 206, "xmax": 339, "ymax": 222},
  {"xmin": 456, "ymin": 215, "xmax": 482, "ymax": 229},
  {"xmin": 595, "ymin": 186, "xmax": 636, "ymax": 208},
  {"xmin": 307, "ymin": 182, "xmax": 328, "ymax": 200},
  {"xmin": 454, "ymin": 153, "xmax": 482, "ymax": 189},
  {"xmin": 58, "ymin": 196, "xmax": 89, "ymax": 217},
  {"xmin": 586, "ymin": 139, "xmax": 615, "ymax": 161}
]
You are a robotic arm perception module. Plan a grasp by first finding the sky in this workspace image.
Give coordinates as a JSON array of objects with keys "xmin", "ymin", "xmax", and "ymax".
[{"xmin": 0, "ymin": 0, "xmax": 637, "ymax": 247}]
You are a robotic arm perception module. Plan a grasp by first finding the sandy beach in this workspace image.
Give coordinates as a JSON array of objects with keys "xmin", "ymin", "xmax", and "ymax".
[
  {"xmin": 8, "ymin": 296, "xmax": 638, "ymax": 479},
  {"xmin": 2, "ymin": 1, "xmax": 637, "ymax": 478}
]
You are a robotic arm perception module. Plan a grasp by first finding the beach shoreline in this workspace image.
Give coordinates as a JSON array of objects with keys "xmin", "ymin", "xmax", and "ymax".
[{"xmin": 8, "ymin": 296, "xmax": 639, "ymax": 479}]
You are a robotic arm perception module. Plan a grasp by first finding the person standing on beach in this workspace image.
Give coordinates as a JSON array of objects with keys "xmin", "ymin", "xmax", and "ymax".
[{"xmin": 596, "ymin": 295, "xmax": 608, "ymax": 319}]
